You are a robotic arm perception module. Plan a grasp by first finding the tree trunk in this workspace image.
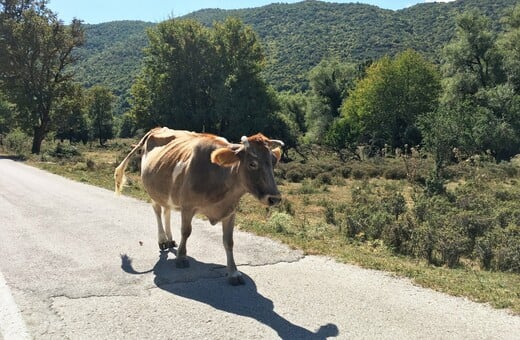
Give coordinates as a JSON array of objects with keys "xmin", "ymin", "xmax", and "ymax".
[{"xmin": 31, "ymin": 126, "xmax": 45, "ymax": 154}]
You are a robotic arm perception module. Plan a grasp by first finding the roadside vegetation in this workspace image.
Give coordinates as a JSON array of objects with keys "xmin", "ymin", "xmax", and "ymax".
[{"xmin": 2, "ymin": 137, "xmax": 518, "ymax": 314}]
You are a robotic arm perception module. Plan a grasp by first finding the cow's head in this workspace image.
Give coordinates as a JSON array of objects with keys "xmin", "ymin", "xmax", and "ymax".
[{"xmin": 211, "ymin": 133, "xmax": 283, "ymax": 206}]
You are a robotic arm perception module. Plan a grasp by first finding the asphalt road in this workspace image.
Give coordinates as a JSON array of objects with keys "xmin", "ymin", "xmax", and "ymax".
[{"xmin": 1, "ymin": 157, "xmax": 519, "ymax": 340}]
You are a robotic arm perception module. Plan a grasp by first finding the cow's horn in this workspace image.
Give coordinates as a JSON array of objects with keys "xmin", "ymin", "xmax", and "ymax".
[
  {"xmin": 241, "ymin": 136, "xmax": 250, "ymax": 147},
  {"xmin": 269, "ymin": 139, "xmax": 285, "ymax": 148}
]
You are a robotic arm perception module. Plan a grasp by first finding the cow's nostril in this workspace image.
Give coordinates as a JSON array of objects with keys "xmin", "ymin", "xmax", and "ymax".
[{"xmin": 267, "ymin": 196, "xmax": 281, "ymax": 206}]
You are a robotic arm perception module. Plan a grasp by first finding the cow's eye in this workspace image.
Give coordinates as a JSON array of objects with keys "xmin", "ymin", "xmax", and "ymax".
[{"xmin": 248, "ymin": 160, "xmax": 258, "ymax": 170}]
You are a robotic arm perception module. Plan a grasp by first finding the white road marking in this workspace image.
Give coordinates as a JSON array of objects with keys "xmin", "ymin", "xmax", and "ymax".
[{"xmin": 0, "ymin": 271, "xmax": 30, "ymax": 340}]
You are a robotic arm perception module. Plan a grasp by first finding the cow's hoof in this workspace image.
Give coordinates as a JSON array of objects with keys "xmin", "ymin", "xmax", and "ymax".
[
  {"xmin": 228, "ymin": 275, "xmax": 245, "ymax": 286},
  {"xmin": 175, "ymin": 258, "xmax": 190, "ymax": 268},
  {"xmin": 159, "ymin": 240, "xmax": 177, "ymax": 250}
]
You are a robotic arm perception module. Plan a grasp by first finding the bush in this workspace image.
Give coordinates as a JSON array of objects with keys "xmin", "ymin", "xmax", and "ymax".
[
  {"xmin": 315, "ymin": 172, "xmax": 332, "ymax": 185},
  {"xmin": 286, "ymin": 167, "xmax": 305, "ymax": 182},
  {"xmin": 383, "ymin": 167, "xmax": 407, "ymax": 180},
  {"xmin": 437, "ymin": 224, "xmax": 469, "ymax": 268},
  {"xmin": 382, "ymin": 193, "xmax": 407, "ymax": 220},
  {"xmin": 266, "ymin": 212, "xmax": 294, "ymax": 234},
  {"xmin": 50, "ymin": 143, "xmax": 81, "ymax": 158},
  {"xmin": 352, "ymin": 169, "xmax": 365, "ymax": 179},
  {"xmin": 297, "ymin": 179, "xmax": 319, "ymax": 194},
  {"xmin": 4, "ymin": 128, "xmax": 30, "ymax": 158},
  {"xmin": 382, "ymin": 219, "xmax": 413, "ymax": 255},
  {"xmin": 495, "ymin": 226, "xmax": 520, "ymax": 273}
]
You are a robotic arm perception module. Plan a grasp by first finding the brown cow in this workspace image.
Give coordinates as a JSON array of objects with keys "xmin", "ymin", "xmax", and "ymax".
[{"xmin": 114, "ymin": 127, "xmax": 283, "ymax": 285}]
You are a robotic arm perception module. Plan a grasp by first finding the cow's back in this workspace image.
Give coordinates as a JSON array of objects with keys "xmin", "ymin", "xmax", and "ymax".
[{"xmin": 140, "ymin": 129, "xmax": 229, "ymax": 209}]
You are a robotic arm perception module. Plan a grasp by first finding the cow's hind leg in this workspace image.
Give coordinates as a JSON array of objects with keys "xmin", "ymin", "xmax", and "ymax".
[
  {"xmin": 152, "ymin": 202, "xmax": 171, "ymax": 250},
  {"xmin": 222, "ymin": 214, "xmax": 245, "ymax": 285},
  {"xmin": 162, "ymin": 207, "xmax": 176, "ymax": 249},
  {"xmin": 176, "ymin": 209, "xmax": 194, "ymax": 268}
]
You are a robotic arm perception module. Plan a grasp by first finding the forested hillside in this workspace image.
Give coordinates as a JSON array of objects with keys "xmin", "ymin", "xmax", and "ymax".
[
  {"xmin": 72, "ymin": 0, "xmax": 516, "ymax": 112},
  {"xmin": 72, "ymin": 21, "xmax": 155, "ymax": 113}
]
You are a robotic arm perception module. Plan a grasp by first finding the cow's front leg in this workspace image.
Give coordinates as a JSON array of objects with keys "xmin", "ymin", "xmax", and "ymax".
[
  {"xmin": 222, "ymin": 214, "xmax": 245, "ymax": 285},
  {"xmin": 176, "ymin": 208, "xmax": 194, "ymax": 268}
]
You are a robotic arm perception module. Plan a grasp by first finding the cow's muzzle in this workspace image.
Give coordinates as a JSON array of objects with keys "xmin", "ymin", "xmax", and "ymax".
[{"xmin": 266, "ymin": 195, "xmax": 282, "ymax": 206}]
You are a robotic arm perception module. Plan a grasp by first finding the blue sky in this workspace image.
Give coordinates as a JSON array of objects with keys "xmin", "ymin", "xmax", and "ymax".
[{"xmin": 47, "ymin": 0, "xmax": 455, "ymax": 24}]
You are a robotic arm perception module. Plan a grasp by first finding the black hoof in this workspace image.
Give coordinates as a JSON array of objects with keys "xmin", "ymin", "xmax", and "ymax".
[
  {"xmin": 159, "ymin": 240, "xmax": 176, "ymax": 250},
  {"xmin": 175, "ymin": 258, "xmax": 190, "ymax": 268},
  {"xmin": 228, "ymin": 275, "xmax": 246, "ymax": 286}
]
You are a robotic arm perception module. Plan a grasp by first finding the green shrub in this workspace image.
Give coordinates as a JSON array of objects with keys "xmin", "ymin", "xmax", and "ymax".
[
  {"xmin": 411, "ymin": 223, "xmax": 435, "ymax": 264},
  {"xmin": 352, "ymin": 169, "xmax": 365, "ymax": 179},
  {"xmin": 475, "ymin": 236, "xmax": 494, "ymax": 270},
  {"xmin": 322, "ymin": 201, "xmax": 335, "ymax": 225},
  {"xmin": 383, "ymin": 167, "xmax": 407, "ymax": 180},
  {"xmin": 437, "ymin": 224, "xmax": 470, "ymax": 268},
  {"xmin": 315, "ymin": 172, "xmax": 332, "ymax": 185},
  {"xmin": 495, "ymin": 225, "xmax": 520, "ymax": 273},
  {"xmin": 278, "ymin": 198, "xmax": 295, "ymax": 216},
  {"xmin": 266, "ymin": 212, "xmax": 294, "ymax": 234},
  {"xmin": 382, "ymin": 193, "xmax": 407, "ymax": 220},
  {"xmin": 50, "ymin": 143, "xmax": 81, "ymax": 158},
  {"xmin": 4, "ymin": 128, "xmax": 30, "ymax": 158},
  {"xmin": 382, "ymin": 219, "xmax": 413, "ymax": 255},
  {"xmin": 297, "ymin": 179, "xmax": 318, "ymax": 194},
  {"xmin": 286, "ymin": 167, "xmax": 305, "ymax": 182}
]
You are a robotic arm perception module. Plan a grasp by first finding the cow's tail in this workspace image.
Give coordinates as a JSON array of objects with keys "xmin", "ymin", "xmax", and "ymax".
[{"xmin": 114, "ymin": 129, "xmax": 154, "ymax": 195}]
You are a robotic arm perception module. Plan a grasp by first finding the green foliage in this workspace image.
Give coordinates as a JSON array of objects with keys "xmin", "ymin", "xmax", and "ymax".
[
  {"xmin": 53, "ymin": 84, "xmax": 89, "ymax": 144},
  {"xmin": 88, "ymin": 85, "xmax": 115, "ymax": 145},
  {"xmin": 49, "ymin": 143, "xmax": 81, "ymax": 159},
  {"xmin": 118, "ymin": 113, "xmax": 136, "ymax": 138},
  {"xmin": 333, "ymin": 50, "xmax": 441, "ymax": 149},
  {"xmin": 3, "ymin": 128, "xmax": 30, "ymax": 158},
  {"xmin": 498, "ymin": 5, "xmax": 520, "ymax": 91},
  {"xmin": 0, "ymin": 92, "xmax": 15, "ymax": 135},
  {"xmin": 72, "ymin": 21, "xmax": 155, "ymax": 116},
  {"xmin": 71, "ymin": 0, "xmax": 516, "ymax": 105},
  {"xmin": 266, "ymin": 212, "xmax": 294, "ymax": 234},
  {"xmin": 422, "ymin": 8, "xmax": 520, "ymax": 170},
  {"xmin": 130, "ymin": 17, "xmax": 279, "ymax": 141},
  {"xmin": 305, "ymin": 59, "xmax": 358, "ymax": 144}
]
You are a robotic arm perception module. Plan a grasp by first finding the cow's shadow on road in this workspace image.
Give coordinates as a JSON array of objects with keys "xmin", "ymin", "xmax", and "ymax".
[{"xmin": 121, "ymin": 251, "xmax": 339, "ymax": 339}]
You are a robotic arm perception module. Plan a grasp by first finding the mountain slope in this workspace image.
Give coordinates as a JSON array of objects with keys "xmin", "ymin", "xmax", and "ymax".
[{"xmin": 72, "ymin": 0, "xmax": 517, "ymax": 113}]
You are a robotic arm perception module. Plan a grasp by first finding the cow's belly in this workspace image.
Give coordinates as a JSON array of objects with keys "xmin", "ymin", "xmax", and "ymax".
[{"xmin": 141, "ymin": 159, "xmax": 187, "ymax": 209}]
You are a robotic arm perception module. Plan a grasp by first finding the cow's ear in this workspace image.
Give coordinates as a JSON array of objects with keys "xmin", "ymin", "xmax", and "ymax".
[
  {"xmin": 272, "ymin": 147, "xmax": 282, "ymax": 164},
  {"xmin": 211, "ymin": 148, "xmax": 240, "ymax": 167}
]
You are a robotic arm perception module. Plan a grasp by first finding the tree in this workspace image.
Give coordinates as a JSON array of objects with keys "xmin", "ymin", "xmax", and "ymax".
[
  {"xmin": 53, "ymin": 84, "xmax": 89, "ymax": 144},
  {"xmin": 88, "ymin": 86, "xmax": 115, "ymax": 146},
  {"xmin": 212, "ymin": 17, "xmax": 278, "ymax": 140},
  {"xmin": 424, "ymin": 9, "xmax": 520, "ymax": 162},
  {"xmin": 130, "ymin": 18, "xmax": 280, "ymax": 141},
  {"xmin": 441, "ymin": 9, "xmax": 504, "ymax": 99},
  {"xmin": 130, "ymin": 19, "xmax": 217, "ymax": 132},
  {"xmin": 331, "ymin": 49, "xmax": 441, "ymax": 149},
  {"xmin": 0, "ymin": 0, "xmax": 84, "ymax": 153},
  {"xmin": 304, "ymin": 59, "xmax": 357, "ymax": 144},
  {"xmin": 0, "ymin": 91, "xmax": 15, "ymax": 136},
  {"xmin": 498, "ymin": 5, "xmax": 520, "ymax": 91}
]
